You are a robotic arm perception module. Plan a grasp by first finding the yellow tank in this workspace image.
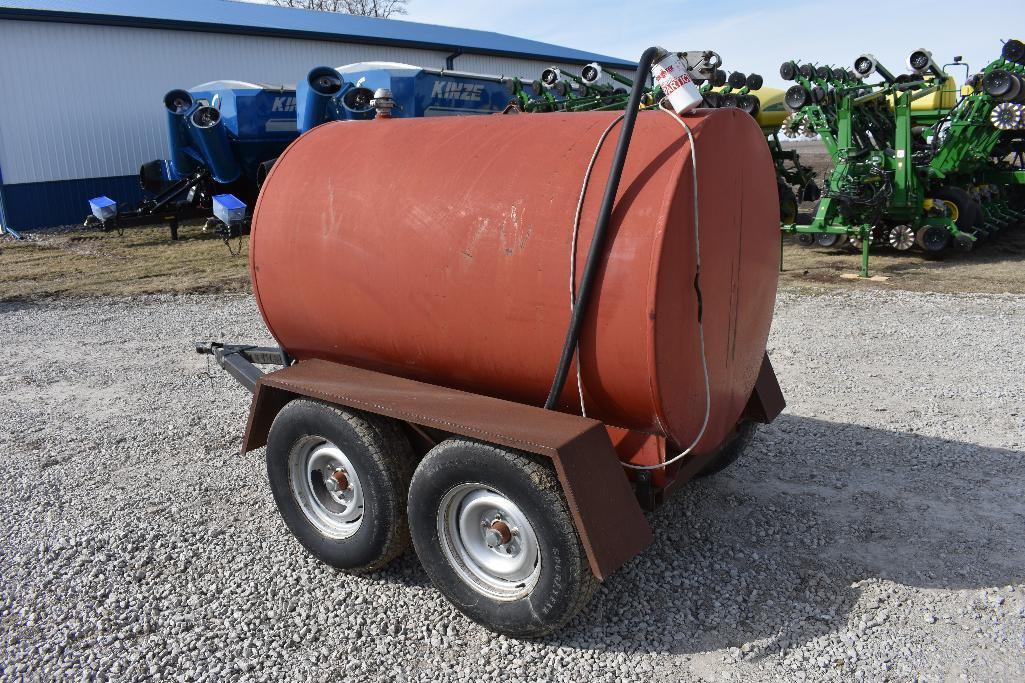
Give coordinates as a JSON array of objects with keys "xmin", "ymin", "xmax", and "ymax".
[
  {"xmin": 710, "ymin": 86, "xmax": 788, "ymax": 128},
  {"xmin": 752, "ymin": 87, "xmax": 788, "ymax": 128},
  {"xmin": 888, "ymin": 76, "xmax": 958, "ymax": 111}
]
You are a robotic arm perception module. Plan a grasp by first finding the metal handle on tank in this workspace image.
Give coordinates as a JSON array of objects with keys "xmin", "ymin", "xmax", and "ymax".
[{"xmin": 543, "ymin": 46, "xmax": 664, "ymax": 411}]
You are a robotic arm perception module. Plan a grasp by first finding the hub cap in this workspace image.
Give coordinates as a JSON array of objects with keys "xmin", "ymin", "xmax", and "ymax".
[
  {"xmin": 288, "ymin": 437, "xmax": 364, "ymax": 539},
  {"xmin": 438, "ymin": 484, "xmax": 541, "ymax": 601}
]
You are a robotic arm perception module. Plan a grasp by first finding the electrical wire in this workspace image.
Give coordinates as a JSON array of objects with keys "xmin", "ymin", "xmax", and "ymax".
[
  {"xmin": 621, "ymin": 100, "xmax": 711, "ymax": 471},
  {"xmin": 565, "ymin": 99, "xmax": 711, "ymax": 471},
  {"xmin": 569, "ymin": 113, "xmax": 627, "ymax": 418}
]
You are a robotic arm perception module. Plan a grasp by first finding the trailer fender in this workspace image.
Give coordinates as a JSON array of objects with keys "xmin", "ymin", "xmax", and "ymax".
[
  {"xmin": 240, "ymin": 359, "xmax": 653, "ymax": 581},
  {"xmin": 743, "ymin": 353, "xmax": 786, "ymax": 424}
]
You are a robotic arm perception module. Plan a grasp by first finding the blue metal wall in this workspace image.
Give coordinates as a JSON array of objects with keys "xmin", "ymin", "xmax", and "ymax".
[{"xmin": 2, "ymin": 176, "xmax": 142, "ymax": 230}]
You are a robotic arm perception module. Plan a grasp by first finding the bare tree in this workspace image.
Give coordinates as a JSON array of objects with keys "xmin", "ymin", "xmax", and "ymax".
[{"xmin": 268, "ymin": 0, "xmax": 408, "ymax": 18}]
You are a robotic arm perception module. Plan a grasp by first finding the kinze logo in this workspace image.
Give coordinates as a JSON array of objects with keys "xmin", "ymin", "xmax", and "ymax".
[
  {"xmin": 272, "ymin": 96, "xmax": 297, "ymax": 113},
  {"xmin": 432, "ymin": 82, "xmax": 484, "ymax": 102}
]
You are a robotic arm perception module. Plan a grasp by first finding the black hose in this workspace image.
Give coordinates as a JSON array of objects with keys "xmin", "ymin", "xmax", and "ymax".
[{"xmin": 544, "ymin": 46, "xmax": 664, "ymax": 411}]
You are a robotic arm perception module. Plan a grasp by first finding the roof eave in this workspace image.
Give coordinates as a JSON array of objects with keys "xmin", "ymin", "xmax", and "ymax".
[{"xmin": 0, "ymin": 8, "xmax": 637, "ymax": 69}]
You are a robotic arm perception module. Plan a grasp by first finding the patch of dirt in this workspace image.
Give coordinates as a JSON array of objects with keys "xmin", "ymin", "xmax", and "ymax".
[
  {"xmin": 780, "ymin": 228, "xmax": 1025, "ymax": 294},
  {"xmin": 779, "ymin": 140, "xmax": 1025, "ymax": 294}
]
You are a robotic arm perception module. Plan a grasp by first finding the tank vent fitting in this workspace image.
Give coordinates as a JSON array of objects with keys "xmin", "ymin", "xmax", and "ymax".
[{"xmin": 371, "ymin": 88, "xmax": 396, "ymax": 118}]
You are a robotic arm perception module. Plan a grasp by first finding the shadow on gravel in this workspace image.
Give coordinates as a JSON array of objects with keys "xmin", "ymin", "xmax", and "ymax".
[
  {"xmin": 548, "ymin": 414, "xmax": 1025, "ymax": 655},
  {"xmin": 0, "ymin": 300, "xmax": 37, "ymax": 313}
]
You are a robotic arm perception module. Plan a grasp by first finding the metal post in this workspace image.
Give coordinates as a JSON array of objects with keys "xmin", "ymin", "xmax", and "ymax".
[
  {"xmin": 860, "ymin": 225, "xmax": 870, "ymax": 278},
  {"xmin": 892, "ymin": 91, "xmax": 914, "ymax": 210},
  {"xmin": 0, "ymin": 152, "xmax": 17, "ymax": 240}
]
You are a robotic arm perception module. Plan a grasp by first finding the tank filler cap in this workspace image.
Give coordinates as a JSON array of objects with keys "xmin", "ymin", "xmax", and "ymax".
[
  {"xmin": 371, "ymin": 88, "xmax": 396, "ymax": 118},
  {"xmin": 665, "ymin": 50, "xmax": 722, "ymax": 82}
]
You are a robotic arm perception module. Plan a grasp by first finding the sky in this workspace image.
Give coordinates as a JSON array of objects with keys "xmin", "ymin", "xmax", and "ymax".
[{"xmin": 402, "ymin": 0, "xmax": 1025, "ymax": 89}]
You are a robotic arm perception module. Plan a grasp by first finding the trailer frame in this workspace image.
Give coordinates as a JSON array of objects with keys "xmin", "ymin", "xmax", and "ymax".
[{"xmin": 197, "ymin": 341, "xmax": 784, "ymax": 581}]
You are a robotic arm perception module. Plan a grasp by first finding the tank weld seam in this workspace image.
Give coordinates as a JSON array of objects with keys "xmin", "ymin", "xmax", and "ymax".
[
  {"xmin": 265, "ymin": 379, "xmax": 558, "ymax": 455},
  {"xmin": 621, "ymin": 102, "xmax": 712, "ymax": 472}
]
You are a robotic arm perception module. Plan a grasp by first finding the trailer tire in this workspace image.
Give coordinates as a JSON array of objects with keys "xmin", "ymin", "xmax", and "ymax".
[
  {"xmin": 266, "ymin": 399, "xmax": 414, "ymax": 573},
  {"xmin": 696, "ymin": 421, "xmax": 757, "ymax": 478},
  {"xmin": 408, "ymin": 439, "xmax": 597, "ymax": 638}
]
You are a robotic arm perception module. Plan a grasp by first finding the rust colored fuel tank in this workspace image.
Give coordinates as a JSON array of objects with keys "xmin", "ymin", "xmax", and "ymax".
[{"xmin": 251, "ymin": 109, "xmax": 779, "ymax": 455}]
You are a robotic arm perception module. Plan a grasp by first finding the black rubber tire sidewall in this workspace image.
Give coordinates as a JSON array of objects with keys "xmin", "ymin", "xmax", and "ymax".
[
  {"xmin": 266, "ymin": 400, "xmax": 411, "ymax": 572},
  {"xmin": 696, "ymin": 422, "xmax": 757, "ymax": 478},
  {"xmin": 778, "ymin": 182, "xmax": 798, "ymax": 223},
  {"xmin": 916, "ymin": 224, "xmax": 951, "ymax": 252},
  {"xmin": 408, "ymin": 440, "xmax": 595, "ymax": 638}
]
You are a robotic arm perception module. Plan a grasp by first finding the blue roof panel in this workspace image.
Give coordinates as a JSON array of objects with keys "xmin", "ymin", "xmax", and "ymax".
[{"xmin": 0, "ymin": 0, "xmax": 635, "ymax": 67}]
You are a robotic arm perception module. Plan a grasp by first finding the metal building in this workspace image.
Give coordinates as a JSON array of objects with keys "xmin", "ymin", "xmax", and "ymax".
[{"xmin": 0, "ymin": 0, "xmax": 633, "ymax": 232}]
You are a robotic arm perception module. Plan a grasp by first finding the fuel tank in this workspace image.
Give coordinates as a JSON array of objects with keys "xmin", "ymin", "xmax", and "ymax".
[{"xmin": 251, "ymin": 108, "xmax": 779, "ymax": 454}]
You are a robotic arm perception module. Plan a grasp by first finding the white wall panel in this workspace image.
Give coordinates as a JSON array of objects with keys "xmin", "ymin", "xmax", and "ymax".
[{"xmin": 0, "ymin": 20, "xmax": 601, "ymax": 184}]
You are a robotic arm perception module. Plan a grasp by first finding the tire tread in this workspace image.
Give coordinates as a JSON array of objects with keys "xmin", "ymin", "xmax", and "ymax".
[
  {"xmin": 409, "ymin": 438, "xmax": 598, "ymax": 637},
  {"xmin": 267, "ymin": 399, "xmax": 414, "ymax": 573}
]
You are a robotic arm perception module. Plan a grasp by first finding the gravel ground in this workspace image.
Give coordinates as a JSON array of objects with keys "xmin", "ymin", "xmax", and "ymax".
[{"xmin": 1, "ymin": 289, "xmax": 1024, "ymax": 682}]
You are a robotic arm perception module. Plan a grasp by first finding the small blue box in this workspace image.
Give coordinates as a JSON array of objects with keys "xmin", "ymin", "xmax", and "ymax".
[
  {"xmin": 88, "ymin": 196, "xmax": 118, "ymax": 221},
  {"xmin": 213, "ymin": 194, "xmax": 246, "ymax": 225}
]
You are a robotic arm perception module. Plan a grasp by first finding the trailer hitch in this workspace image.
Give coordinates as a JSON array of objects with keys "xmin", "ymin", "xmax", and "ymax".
[{"xmin": 196, "ymin": 342, "xmax": 292, "ymax": 393}]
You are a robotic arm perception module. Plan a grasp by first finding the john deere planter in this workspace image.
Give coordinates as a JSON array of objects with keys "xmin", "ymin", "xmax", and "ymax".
[
  {"xmin": 508, "ymin": 56, "xmax": 819, "ymax": 222},
  {"xmin": 779, "ymin": 41, "xmax": 1025, "ymax": 276}
]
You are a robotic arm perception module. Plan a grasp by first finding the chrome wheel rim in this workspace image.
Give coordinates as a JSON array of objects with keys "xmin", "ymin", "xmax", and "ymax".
[
  {"xmin": 438, "ymin": 483, "xmax": 541, "ymax": 601},
  {"xmin": 288, "ymin": 436, "xmax": 364, "ymax": 539}
]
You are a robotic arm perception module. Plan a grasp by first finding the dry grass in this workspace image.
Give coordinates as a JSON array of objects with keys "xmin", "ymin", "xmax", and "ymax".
[{"xmin": 0, "ymin": 224, "xmax": 250, "ymax": 301}]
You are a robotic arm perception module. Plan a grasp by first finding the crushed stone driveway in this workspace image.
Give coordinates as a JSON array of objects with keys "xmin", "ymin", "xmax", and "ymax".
[{"xmin": 1, "ymin": 288, "xmax": 1023, "ymax": 682}]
